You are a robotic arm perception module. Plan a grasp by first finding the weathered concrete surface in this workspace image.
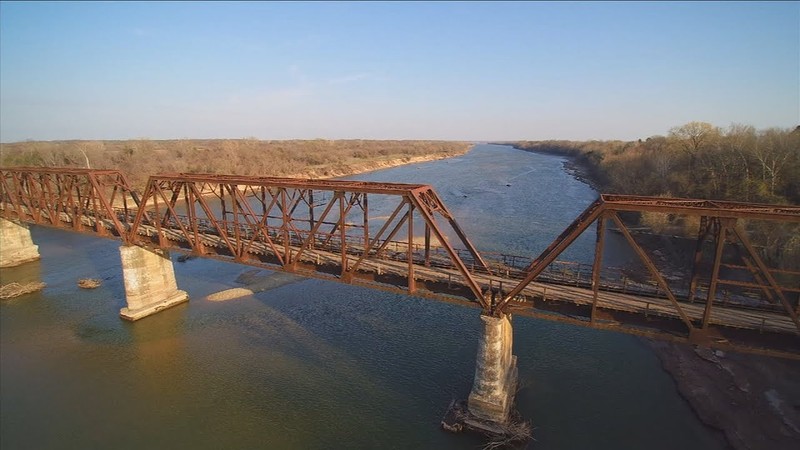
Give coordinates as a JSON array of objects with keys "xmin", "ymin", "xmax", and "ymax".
[
  {"xmin": 468, "ymin": 313, "xmax": 518, "ymax": 424},
  {"xmin": 119, "ymin": 245, "xmax": 188, "ymax": 320},
  {"xmin": 0, "ymin": 219, "xmax": 40, "ymax": 268}
]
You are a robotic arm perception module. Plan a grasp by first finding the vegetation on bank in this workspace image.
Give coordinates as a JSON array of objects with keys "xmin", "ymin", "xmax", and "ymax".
[
  {"xmin": 511, "ymin": 122, "xmax": 800, "ymax": 206},
  {"xmin": 512, "ymin": 123, "xmax": 800, "ymax": 450},
  {"xmin": 511, "ymin": 122, "xmax": 800, "ymax": 269},
  {"xmin": 0, "ymin": 139, "xmax": 472, "ymax": 187}
]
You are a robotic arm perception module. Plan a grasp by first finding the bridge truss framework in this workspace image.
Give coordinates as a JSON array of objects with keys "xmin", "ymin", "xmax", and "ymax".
[{"xmin": 1, "ymin": 167, "xmax": 798, "ymax": 358}]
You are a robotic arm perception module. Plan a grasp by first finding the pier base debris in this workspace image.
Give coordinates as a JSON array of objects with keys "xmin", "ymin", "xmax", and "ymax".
[
  {"xmin": 0, "ymin": 282, "xmax": 46, "ymax": 299},
  {"xmin": 78, "ymin": 278, "xmax": 102, "ymax": 289}
]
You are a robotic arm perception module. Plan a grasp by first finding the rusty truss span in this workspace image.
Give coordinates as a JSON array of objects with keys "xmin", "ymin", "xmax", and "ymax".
[{"xmin": 1, "ymin": 167, "xmax": 799, "ymax": 358}]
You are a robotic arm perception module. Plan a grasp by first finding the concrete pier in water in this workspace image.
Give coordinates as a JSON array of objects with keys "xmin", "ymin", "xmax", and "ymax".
[
  {"xmin": 441, "ymin": 312, "xmax": 519, "ymax": 435},
  {"xmin": 468, "ymin": 313, "xmax": 518, "ymax": 425},
  {"xmin": 0, "ymin": 218, "xmax": 40, "ymax": 268},
  {"xmin": 119, "ymin": 245, "xmax": 188, "ymax": 320}
]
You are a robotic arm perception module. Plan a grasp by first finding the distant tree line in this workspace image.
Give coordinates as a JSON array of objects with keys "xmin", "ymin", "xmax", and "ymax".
[
  {"xmin": 0, "ymin": 139, "xmax": 472, "ymax": 187},
  {"xmin": 513, "ymin": 122, "xmax": 800, "ymax": 205},
  {"xmin": 512, "ymin": 122, "xmax": 800, "ymax": 269}
]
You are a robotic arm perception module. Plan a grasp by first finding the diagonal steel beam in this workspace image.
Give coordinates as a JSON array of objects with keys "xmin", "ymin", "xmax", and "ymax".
[
  {"xmin": 347, "ymin": 198, "xmax": 409, "ymax": 275},
  {"xmin": 730, "ymin": 224, "xmax": 800, "ymax": 331},
  {"xmin": 498, "ymin": 197, "xmax": 605, "ymax": 313},
  {"xmin": 702, "ymin": 218, "xmax": 730, "ymax": 329},
  {"xmin": 609, "ymin": 212, "xmax": 695, "ymax": 331},
  {"xmin": 408, "ymin": 193, "xmax": 488, "ymax": 308}
]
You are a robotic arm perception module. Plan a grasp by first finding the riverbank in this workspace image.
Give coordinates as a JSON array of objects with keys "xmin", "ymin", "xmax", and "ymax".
[
  {"xmin": 512, "ymin": 143, "xmax": 800, "ymax": 449},
  {"xmin": 648, "ymin": 340, "xmax": 800, "ymax": 450},
  {"xmin": 0, "ymin": 139, "xmax": 473, "ymax": 187},
  {"xmin": 284, "ymin": 152, "xmax": 468, "ymax": 180},
  {"xmin": 502, "ymin": 142, "xmax": 609, "ymax": 191},
  {"xmin": 107, "ymin": 148, "xmax": 473, "ymax": 210}
]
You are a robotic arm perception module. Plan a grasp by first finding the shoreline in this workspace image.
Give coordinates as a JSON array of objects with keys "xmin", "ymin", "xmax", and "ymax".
[
  {"xmin": 113, "ymin": 147, "xmax": 473, "ymax": 208},
  {"xmin": 649, "ymin": 340, "xmax": 800, "ymax": 450},
  {"xmin": 512, "ymin": 143, "xmax": 800, "ymax": 449},
  {"xmin": 502, "ymin": 143, "xmax": 606, "ymax": 192},
  {"xmin": 284, "ymin": 149, "xmax": 471, "ymax": 180}
]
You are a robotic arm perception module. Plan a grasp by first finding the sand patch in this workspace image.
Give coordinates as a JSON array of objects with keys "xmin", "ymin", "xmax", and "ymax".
[
  {"xmin": 207, "ymin": 287, "xmax": 256, "ymax": 302},
  {"xmin": 207, "ymin": 270, "xmax": 304, "ymax": 302}
]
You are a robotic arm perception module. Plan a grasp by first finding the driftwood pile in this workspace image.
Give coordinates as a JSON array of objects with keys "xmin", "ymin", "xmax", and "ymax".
[
  {"xmin": 78, "ymin": 278, "xmax": 102, "ymax": 289},
  {"xmin": 0, "ymin": 282, "xmax": 46, "ymax": 299}
]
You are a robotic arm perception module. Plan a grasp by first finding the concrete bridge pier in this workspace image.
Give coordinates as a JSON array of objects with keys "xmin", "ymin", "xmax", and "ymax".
[
  {"xmin": 0, "ymin": 218, "xmax": 40, "ymax": 268},
  {"xmin": 467, "ymin": 312, "xmax": 518, "ymax": 427},
  {"xmin": 119, "ymin": 245, "xmax": 188, "ymax": 321}
]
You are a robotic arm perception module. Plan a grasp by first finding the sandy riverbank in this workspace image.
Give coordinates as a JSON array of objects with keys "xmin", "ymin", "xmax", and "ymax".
[
  {"xmin": 109, "ymin": 147, "xmax": 472, "ymax": 209},
  {"xmin": 283, "ymin": 151, "xmax": 468, "ymax": 180}
]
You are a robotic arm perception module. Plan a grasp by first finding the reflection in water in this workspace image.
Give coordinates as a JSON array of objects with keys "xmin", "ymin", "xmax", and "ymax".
[{"xmin": 1, "ymin": 145, "xmax": 725, "ymax": 449}]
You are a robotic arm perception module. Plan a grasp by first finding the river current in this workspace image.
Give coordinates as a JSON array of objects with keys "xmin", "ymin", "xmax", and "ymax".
[{"xmin": 0, "ymin": 144, "xmax": 726, "ymax": 449}]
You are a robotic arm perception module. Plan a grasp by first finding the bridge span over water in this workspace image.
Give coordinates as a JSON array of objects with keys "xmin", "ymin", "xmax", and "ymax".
[{"xmin": 1, "ymin": 166, "xmax": 798, "ymax": 430}]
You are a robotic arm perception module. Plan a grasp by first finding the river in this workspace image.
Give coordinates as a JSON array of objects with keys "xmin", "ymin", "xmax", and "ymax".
[{"xmin": 0, "ymin": 144, "xmax": 727, "ymax": 449}]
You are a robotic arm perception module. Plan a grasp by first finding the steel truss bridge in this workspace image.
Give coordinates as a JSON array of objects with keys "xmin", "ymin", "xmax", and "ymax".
[{"xmin": 2, "ymin": 167, "xmax": 798, "ymax": 358}]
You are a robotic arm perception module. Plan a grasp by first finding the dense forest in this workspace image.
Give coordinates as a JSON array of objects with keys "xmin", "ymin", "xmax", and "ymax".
[
  {"xmin": 0, "ymin": 139, "xmax": 472, "ymax": 187},
  {"xmin": 512, "ymin": 122, "xmax": 800, "ymax": 206}
]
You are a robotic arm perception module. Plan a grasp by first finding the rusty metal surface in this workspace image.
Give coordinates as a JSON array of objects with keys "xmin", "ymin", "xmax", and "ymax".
[
  {"xmin": 152, "ymin": 172, "xmax": 432, "ymax": 194},
  {"xmin": 496, "ymin": 194, "xmax": 800, "ymax": 359},
  {"xmin": 126, "ymin": 173, "xmax": 491, "ymax": 308},
  {"xmin": 1, "ymin": 166, "xmax": 798, "ymax": 358},
  {"xmin": 0, "ymin": 167, "xmax": 139, "ymax": 243},
  {"xmin": 600, "ymin": 194, "xmax": 800, "ymax": 221}
]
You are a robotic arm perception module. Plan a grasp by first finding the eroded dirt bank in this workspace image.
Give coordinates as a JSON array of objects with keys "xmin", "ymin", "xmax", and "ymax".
[{"xmin": 648, "ymin": 340, "xmax": 800, "ymax": 449}]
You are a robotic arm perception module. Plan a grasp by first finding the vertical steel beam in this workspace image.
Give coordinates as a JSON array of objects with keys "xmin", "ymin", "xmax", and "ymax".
[
  {"xmin": 590, "ymin": 213, "xmax": 607, "ymax": 323},
  {"xmin": 424, "ymin": 223, "xmax": 431, "ymax": 267},
  {"xmin": 186, "ymin": 183, "xmax": 203, "ymax": 253},
  {"xmin": 220, "ymin": 183, "xmax": 227, "ymax": 223},
  {"xmin": 363, "ymin": 193, "xmax": 369, "ymax": 251},
  {"xmin": 281, "ymin": 188, "xmax": 290, "ymax": 265},
  {"xmin": 407, "ymin": 202, "xmax": 416, "ymax": 293},
  {"xmin": 702, "ymin": 218, "xmax": 729, "ymax": 329},
  {"xmin": 687, "ymin": 216, "xmax": 711, "ymax": 303},
  {"xmin": 308, "ymin": 189, "xmax": 315, "ymax": 248},
  {"xmin": 339, "ymin": 191, "xmax": 347, "ymax": 275},
  {"xmin": 152, "ymin": 183, "xmax": 166, "ymax": 248}
]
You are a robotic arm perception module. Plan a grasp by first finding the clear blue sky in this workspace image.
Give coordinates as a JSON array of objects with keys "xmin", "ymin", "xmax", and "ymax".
[{"xmin": 1, "ymin": 1, "xmax": 797, "ymax": 143}]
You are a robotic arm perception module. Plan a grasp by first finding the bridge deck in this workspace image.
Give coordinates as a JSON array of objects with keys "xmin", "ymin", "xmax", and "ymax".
[
  {"xmin": 16, "ymin": 209, "xmax": 800, "ymax": 339},
  {"xmin": 2, "ymin": 167, "xmax": 798, "ymax": 358},
  {"xmin": 106, "ymin": 216, "xmax": 795, "ymax": 336}
]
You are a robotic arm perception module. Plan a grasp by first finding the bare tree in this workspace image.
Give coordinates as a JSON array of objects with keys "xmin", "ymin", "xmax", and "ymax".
[
  {"xmin": 724, "ymin": 124, "xmax": 757, "ymax": 200},
  {"xmin": 754, "ymin": 128, "xmax": 794, "ymax": 197}
]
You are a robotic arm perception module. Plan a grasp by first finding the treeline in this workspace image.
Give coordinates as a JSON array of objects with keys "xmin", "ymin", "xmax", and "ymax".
[
  {"xmin": 513, "ymin": 122, "xmax": 800, "ymax": 268},
  {"xmin": 513, "ymin": 122, "xmax": 800, "ymax": 205},
  {"xmin": 0, "ymin": 139, "xmax": 471, "ymax": 187}
]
